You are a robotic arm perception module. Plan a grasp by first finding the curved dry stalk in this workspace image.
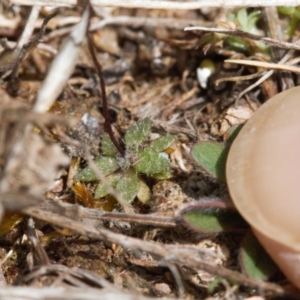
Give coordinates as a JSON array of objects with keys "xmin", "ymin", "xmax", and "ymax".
[
  {"xmin": 87, "ymin": 35, "xmax": 125, "ymax": 156},
  {"xmin": 235, "ymin": 70, "xmax": 274, "ymax": 107},
  {"xmin": 214, "ymin": 70, "xmax": 267, "ymax": 86}
]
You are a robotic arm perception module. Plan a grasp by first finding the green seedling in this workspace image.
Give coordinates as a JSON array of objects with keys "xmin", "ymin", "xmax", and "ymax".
[
  {"xmin": 278, "ymin": 6, "xmax": 300, "ymax": 36},
  {"xmin": 226, "ymin": 8, "xmax": 267, "ymax": 53},
  {"xmin": 76, "ymin": 118, "xmax": 175, "ymax": 203},
  {"xmin": 78, "ymin": 38, "xmax": 176, "ymax": 205},
  {"xmin": 200, "ymin": 8, "xmax": 267, "ymax": 54}
]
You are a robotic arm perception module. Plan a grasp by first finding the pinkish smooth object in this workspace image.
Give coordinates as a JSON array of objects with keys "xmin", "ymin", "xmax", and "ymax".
[{"xmin": 227, "ymin": 86, "xmax": 300, "ymax": 288}]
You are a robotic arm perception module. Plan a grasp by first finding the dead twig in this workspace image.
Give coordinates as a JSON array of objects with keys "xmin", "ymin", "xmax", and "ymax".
[
  {"xmin": 9, "ymin": 0, "xmax": 300, "ymax": 9},
  {"xmin": 262, "ymin": 7, "xmax": 294, "ymax": 90},
  {"xmin": 225, "ymin": 59, "xmax": 300, "ymax": 74},
  {"xmin": 34, "ymin": 7, "xmax": 89, "ymax": 112},
  {"xmin": 233, "ymin": 50, "xmax": 294, "ymax": 107},
  {"xmin": 23, "ymin": 206, "xmax": 300, "ymax": 299},
  {"xmin": 13, "ymin": 6, "xmax": 41, "ymax": 56},
  {"xmin": 0, "ymin": 10, "xmax": 57, "ymax": 77},
  {"xmin": 0, "ymin": 286, "xmax": 156, "ymax": 300},
  {"xmin": 40, "ymin": 200, "xmax": 176, "ymax": 228},
  {"xmin": 19, "ymin": 264, "xmax": 118, "ymax": 290},
  {"xmin": 215, "ymin": 70, "xmax": 267, "ymax": 86},
  {"xmin": 185, "ymin": 26, "xmax": 300, "ymax": 52},
  {"xmin": 27, "ymin": 218, "xmax": 50, "ymax": 266}
]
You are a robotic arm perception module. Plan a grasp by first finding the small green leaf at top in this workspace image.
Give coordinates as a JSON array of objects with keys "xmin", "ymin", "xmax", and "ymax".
[
  {"xmin": 240, "ymin": 231, "xmax": 279, "ymax": 281},
  {"xmin": 191, "ymin": 141, "xmax": 229, "ymax": 182},
  {"xmin": 277, "ymin": 6, "xmax": 296, "ymax": 15},
  {"xmin": 237, "ymin": 8, "xmax": 260, "ymax": 33},
  {"xmin": 278, "ymin": 7, "xmax": 300, "ymax": 36},
  {"xmin": 101, "ymin": 133, "xmax": 118, "ymax": 157},
  {"xmin": 180, "ymin": 201, "xmax": 248, "ymax": 233},
  {"xmin": 124, "ymin": 118, "xmax": 151, "ymax": 152},
  {"xmin": 149, "ymin": 135, "xmax": 176, "ymax": 153},
  {"xmin": 76, "ymin": 157, "xmax": 120, "ymax": 182},
  {"xmin": 115, "ymin": 168, "xmax": 140, "ymax": 203},
  {"xmin": 134, "ymin": 149, "xmax": 170, "ymax": 176}
]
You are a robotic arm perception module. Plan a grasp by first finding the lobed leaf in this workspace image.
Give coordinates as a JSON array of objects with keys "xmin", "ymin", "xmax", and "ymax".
[
  {"xmin": 134, "ymin": 149, "xmax": 170, "ymax": 176},
  {"xmin": 101, "ymin": 133, "xmax": 118, "ymax": 157},
  {"xmin": 76, "ymin": 157, "xmax": 119, "ymax": 182},
  {"xmin": 150, "ymin": 170, "xmax": 173, "ymax": 180},
  {"xmin": 149, "ymin": 135, "xmax": 176, "ymax": 153},
  {"xmin": 124, "ymin": 118, "xmax": 151, "ymax": 151},
  {"xmin": 94, "ymin": 172, "xmax": 122, "ymax": 199},
  {"xmin": 115, "ymin": 168, "xmax": 140, "ymax": 203}
]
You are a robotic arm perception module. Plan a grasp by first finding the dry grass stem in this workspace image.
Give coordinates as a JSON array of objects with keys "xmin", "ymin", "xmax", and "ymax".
[
  {"xmin": 215, "ymin": 70, "xmax": 267, "ymax": 86},
  {"xmin": 23, "ymin": 206, "xmax": 299, "ymax": 298},
  {"xmin": 0, "ymin": 11, "xmax": 56, "ymax": 77},
  {"xmin": 9, "ymin": 0, "xmax": 300, "ymax": 9},
  {"xmin": 34, "ymin": 7, "xmax": 89, "ymax": 113},
  {"xmin": 226, "ymin": 59, "xmax": 300, "ymax": 74},
  {"xmin": 0, "ymin": 286, "xmax": 158, "ymax": 300},
  {"xmin": 14, "ymin": 6, "xmax": 41, "ymax": 55},
  {"xmin": 234, "ymin": 50, "xmax": 294, "ymax": 106},
  {"xmin": 185, "ymin": 26, "xmax": 300, "ymax": 51}
]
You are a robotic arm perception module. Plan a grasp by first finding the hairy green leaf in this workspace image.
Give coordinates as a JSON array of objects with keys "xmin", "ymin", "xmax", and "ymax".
[
  {"xmin": 180, "ymin": 202, "xmax": 247, "ymax": 233},
  {"xmin": 101, "ymin": 133, "xmax": 118, "ymax": 157},
  {"xmin": 76, "ymin": 157, "xmax": 119, "ymax": 182},
  {"xmin": 134, "ymin": 149, "xmax": 170, "ymax": 175},
  {"xmin": 191, "ymin": 142, "xmax": 229, "ymax": 182},
  {"xmin": 240, "ymin": 231, "xmax": 279, "ymax": 280},
  {"xmin": 149, "ymin": 135, "xmax": 176, "ymax": 152},
  {"xmin": 115, "ymin": 169, "xmax": 140, "ymax": 203},
  {"xmin": 150, "ymin": 170, "xmax": 173, "ymax": 180},
  {"xmin": 124, "ymin": 118, "xmax": 151, "ymax": 151},
  {"xmin": 94, "ymin": 172, "xmax": 122, "ymax": 198}
]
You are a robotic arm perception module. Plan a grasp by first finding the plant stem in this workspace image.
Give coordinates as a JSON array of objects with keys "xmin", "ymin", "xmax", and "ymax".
[{"xmin": 87, "ymin": 36, "xmax": 125, "ymax": 156}]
